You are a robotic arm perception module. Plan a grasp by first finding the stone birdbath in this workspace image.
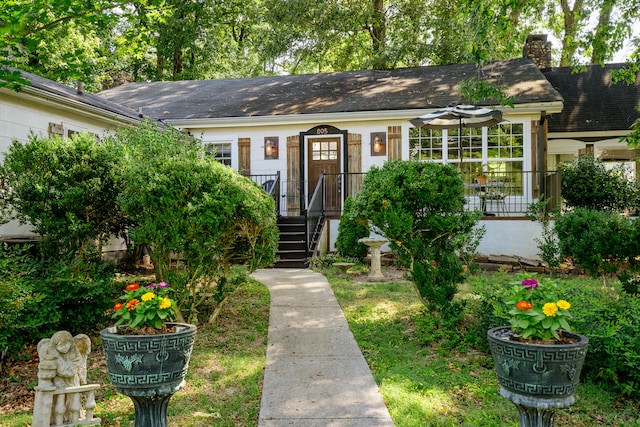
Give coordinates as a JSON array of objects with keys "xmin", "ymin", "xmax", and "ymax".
[
  {"xmin": 358, "ymin": 237, "xmax": 388, "ymax": 282},
  {"xmin": 333, "ymin": 262, "xmax": 355, "ymax": 275}
]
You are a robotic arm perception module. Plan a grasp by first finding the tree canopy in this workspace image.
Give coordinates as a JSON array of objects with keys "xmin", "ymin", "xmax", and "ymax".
[{"xmin": 2, "ymin": 0, "xmax": 639, "ymax": 89}]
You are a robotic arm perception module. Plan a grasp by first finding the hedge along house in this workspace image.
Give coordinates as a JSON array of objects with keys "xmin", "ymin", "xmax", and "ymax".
[
  {"xmin": 98, "ymin": 54, "xmax": 563, "ymax": 263},
  {"xmin": 0, "ymin": 69, "xmax": 146, "ymax": 239}
]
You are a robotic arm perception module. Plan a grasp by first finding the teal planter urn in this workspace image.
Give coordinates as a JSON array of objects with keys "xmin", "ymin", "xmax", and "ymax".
[
  {"xmin": 488, "ymin": 326, "xmax": 588, "ymax": 427},
  {"xmin": 100, "ymin": 323, "xmax": 197, "ymax": 427}
]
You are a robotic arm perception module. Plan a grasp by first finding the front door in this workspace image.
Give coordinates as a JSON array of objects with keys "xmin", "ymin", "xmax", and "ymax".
[{"xmin": 308, "ymin": 137, "xmax": 341, "ymax": 214}]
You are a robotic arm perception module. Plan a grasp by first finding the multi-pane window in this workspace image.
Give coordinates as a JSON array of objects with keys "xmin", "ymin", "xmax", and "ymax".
[
  {"xmin": 449, "ymin": 127, "xmax": 483, "ymax": 161},
  {"xmin": 408, "ymin": 128, "xmax": 443, "ymax": 160},
  {"xmin": 205, "ymin": 142, "xmax": 232, "ymax": 166},
  {"xmin": 409, "ymin": 122, "xmax": 526, "ymax": 196},
  {"xmin": 488, "ymin": 123, "xmax": 524, "ymax": 159},
  {"xmin": 311, "ymin": 140, "xmax": 338, "ymax": 160}
]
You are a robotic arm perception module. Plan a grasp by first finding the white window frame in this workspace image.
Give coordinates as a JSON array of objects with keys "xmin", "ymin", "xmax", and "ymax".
[
  {"xmin": 408, "ymin": 122, "xmax": 527, "ymax": 167},
  {"xmin": 407, "ymin": 120, "xmax": 532, "ymax": 205},
  {"xmin": 203, "ymin": 135, "xmax": 238, "ymax": 169}
]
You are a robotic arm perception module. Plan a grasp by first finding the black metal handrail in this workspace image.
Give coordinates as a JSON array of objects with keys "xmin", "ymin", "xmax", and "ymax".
[{"xmin": 305, "ymin": 173, "xmax": 325, "ymax": 257}]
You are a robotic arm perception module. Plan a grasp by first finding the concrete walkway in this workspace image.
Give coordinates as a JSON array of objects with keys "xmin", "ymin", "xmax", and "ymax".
[{"xmin": 251, "ymin": 268, "xmax": 394, "ymax": 427}]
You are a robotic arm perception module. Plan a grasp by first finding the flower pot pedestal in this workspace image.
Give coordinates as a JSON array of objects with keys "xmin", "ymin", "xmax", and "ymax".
[
  {"xmin": 100, "ymin": 323, "xmax": 196, "ymax": 427},
  {"xmin": 126, "ymin": 393, "xmax": 175, "ymax": 427},
  {"xmin": 487, "ymin": 326, "xmax": 588, "ymax": 427}
]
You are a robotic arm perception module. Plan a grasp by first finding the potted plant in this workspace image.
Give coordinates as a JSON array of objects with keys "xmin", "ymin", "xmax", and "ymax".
[
  {"xmin": 474, "ymin": 164, "xmax": 488, "ymax": 185},
  {"xmin": 487, "ymin": 277, "xmax": 588, "ymax": 427},
  {"xmin": 100, "ymin": 282, "xmax": 196, "ymax": 427}
]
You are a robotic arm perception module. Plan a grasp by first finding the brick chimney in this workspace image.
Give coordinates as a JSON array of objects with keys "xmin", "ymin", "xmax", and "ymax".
[{"xmin": 523, "ymin": 34, "xmax": 552, "ymax": 70}]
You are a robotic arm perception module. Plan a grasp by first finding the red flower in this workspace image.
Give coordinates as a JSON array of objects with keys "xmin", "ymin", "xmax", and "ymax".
[
  {"xmin": 516, "ymin": 301, "xmax": 533, "ymax": 310},
  {"xmin": 114, "ymin": 303, "xmax": 123, "ymax": 311},
  {"xmin": 125, "ymin": 283, "xmax": 140, "ymax": 291}
]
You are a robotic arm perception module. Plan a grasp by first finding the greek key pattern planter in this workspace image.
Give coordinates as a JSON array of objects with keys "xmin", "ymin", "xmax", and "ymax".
[
  {"xmin": 101, "ymin": 323, "xmax": 197, "ymax": 426},
  {"xmin": 488, "ymin": 326, "xmax": 588, "ymax": 427}
]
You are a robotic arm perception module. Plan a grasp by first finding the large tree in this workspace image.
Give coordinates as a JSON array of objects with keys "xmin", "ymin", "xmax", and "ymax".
[
  {"xmin": 540, "ymin": 0, "xmax": 640, "ymax": 65},
  {"xmin": 0, "ymin": 0, "xmax": 124, "ymax": 89},
  {"xmin": 2, "ymin": 0, "xmax": 639, "ymax": 88}
]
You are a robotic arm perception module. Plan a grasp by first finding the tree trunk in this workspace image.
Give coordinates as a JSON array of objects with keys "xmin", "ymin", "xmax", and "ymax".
[
  {"xmin": 590, "ymin": 0, "xmax": 614, "ymax": 64},
  {"xmin": 559, "ymin": 0, "xmax": 584, "ymax": 66},
  {"xmin": 370, "ymin": 0, "xmax": 387, "ymax": 69},
  {"xmin": 156, "ymin": 54, "xmax": 165, "ymax": 80},
  {"xmin": 173, "ymin": 44, "xmax": 183, "ymax": 78}
]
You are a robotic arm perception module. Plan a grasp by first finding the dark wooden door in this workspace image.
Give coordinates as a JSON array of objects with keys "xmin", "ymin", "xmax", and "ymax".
[{"xmin": 308, "ymin": 137, "xmax": 341, "ymax": 213}]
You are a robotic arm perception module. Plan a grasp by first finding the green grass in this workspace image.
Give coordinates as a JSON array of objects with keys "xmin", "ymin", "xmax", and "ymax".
[
  {"xmin": 324, "ymin": 267, "xmax": 640, "ymax": 427},
  {"xmin": 2, "ymin": 268, "xmax": 639, "ymax": 426},
  {"xmin": 0, "ymin": 278, "xmax": 270, "ymax": 427}
]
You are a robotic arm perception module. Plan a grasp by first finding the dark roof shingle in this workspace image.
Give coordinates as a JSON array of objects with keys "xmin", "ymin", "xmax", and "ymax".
[
  {"xmin": 99, "ymin": 58, "xmax": 562, "ymax": 120},
  {"xmin": 11, "ymin": 68, "xmax": 143, "ymax": 122},
  {"xmin": 543, "ymin": 64, "xmax": 640, "ymax": 133}
]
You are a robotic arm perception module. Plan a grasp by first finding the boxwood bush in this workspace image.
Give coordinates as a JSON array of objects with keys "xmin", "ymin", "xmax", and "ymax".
[
  {"xmin": 0, "ymin": 133, "xmax": 128, "ymax": 261},
  {"xmin": 0, "ymin": 244, "xmax": 116, "ymax": 356},
  {"xmin": 107, "ymin": 121, "xmax": 279, "ymax": 324},
  {"xmin": 554, "ymin": 208, "xmax": 640, "ymax": 277},
  {"xmin": 351, "ymin": 160, "xmax": 479, "ymax": 313},
  {"xmin": 558, "ymin": 155, "xmax": 638, "ymax": 211},
  {"xmin": 335, "ymin": 196, "xmax": 369, "ymax": 260}
]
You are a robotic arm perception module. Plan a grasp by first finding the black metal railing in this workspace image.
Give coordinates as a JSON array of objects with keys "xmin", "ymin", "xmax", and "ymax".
[
  {"xmin": 247, "ymin": 169, "xmax": 560, "ymax": 220},
  {"xmin": 321, "ymin": 170, "xmax": 560, "ymax": 217},
  {"xmin": 305, "ymin": 173, "xmax": 325, "ymax": 257},
  {"xmin": 244, "ymin": 171, "xmax": 281, "ymax": 214},
  {"xmin": 462, "ymin": 170, "xmax": 560, "ymax": 216}
]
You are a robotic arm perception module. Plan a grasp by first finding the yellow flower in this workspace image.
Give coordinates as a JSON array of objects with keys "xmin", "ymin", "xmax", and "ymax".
[
  {"xmin": 159, "ymin": 298, "xmax": 172, "ymax": 309},
  {"xmin": 542, "ymin": 302, "xmax": 558, "ymax": 317},
  {"xmin": 141, "ymin": 292, "xmax": 156, "ymax": 302},
  {"xmin": 557, "ymin": 300, "xmax": 571, "ymax": 310}
]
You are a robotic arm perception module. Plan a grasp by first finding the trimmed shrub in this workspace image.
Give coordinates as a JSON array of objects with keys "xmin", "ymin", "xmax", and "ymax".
[
  {"xmin": 559, "ymin": 155, "xmax": 638, "ymax": 211},
  {"xmin": 555, "ymin": 208, "xmax": 640, "ymax": 277},
  {"xmin": 0, "ymin": 247, "xmax": 116, "ymax": 356},
  {"xmin": 0, "ymin": 133, "xmax": 128, "ymax": 260},
  {"xmin": 108, "ymin": 122, "xmax": 279, "ymax": 324},
  {"xmin": 335, "ymin": 196, "xmax": 369, "ymax": 260},
  {"xmin": 351, "ymin": 160, "xmax": 479, "ymax": 312},
  {"xmin": 0, "ymin": 244, "xmax": 39, "ymax": 354}
]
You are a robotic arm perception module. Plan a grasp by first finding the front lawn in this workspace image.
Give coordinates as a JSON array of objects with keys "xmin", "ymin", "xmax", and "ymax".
[
  {"xmin": 322, "ymin": 266, "xmax": 640, "ymax": 427},
  {"xmin": 1, "ymin": 267, "xmax": 638, "ymax": 426}
]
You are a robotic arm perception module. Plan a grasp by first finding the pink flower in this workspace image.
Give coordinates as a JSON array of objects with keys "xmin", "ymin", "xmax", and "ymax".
[{"xmin": 521, "ymin": 278, "xmax": 539, "ymax": 289}]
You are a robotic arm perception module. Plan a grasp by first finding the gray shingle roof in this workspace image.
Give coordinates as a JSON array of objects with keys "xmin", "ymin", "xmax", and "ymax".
[
  {"xmin": 99, "ymin": 58, "xmax": 562, "ymax": 120},
  {"xmin": 543, "ymin": 64, "xmax": 640, "ymax": 133},
  {"xmin": 12, "ymin": 68, "xmax": 143, "ymax": 122}
]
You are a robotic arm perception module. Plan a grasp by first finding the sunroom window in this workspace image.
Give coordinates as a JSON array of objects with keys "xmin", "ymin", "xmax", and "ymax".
[{"xmin": 409, "ymin": 122, "xmax": 525, "ymax": 196}]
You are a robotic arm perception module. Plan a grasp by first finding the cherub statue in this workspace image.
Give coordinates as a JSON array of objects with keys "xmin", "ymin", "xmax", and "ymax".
[
  {"xmin": 35, "ymin": 331, "xmax": 93, "ymax": 426},
  {"xmin": 38, "ymin": 331, "xmax": 91, "ymax": 389}
]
